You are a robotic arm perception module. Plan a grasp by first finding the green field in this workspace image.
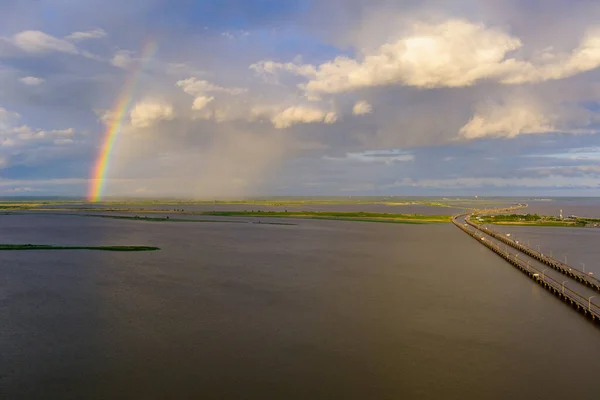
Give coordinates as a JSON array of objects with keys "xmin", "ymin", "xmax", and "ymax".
[
  {"xmin": 0, "ymin": 197, "xmax": 476, "ymax": 210},
  {"xmin": 471, "ymin": 213, "xmax": 600, "ymax": 227}
]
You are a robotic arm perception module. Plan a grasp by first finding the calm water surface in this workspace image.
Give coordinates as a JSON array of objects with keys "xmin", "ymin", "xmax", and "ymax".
[
  {"xmin": 523, "ymin": 198, "xmax": 599, "ymax": 218},
  {"xmin": 1, "ymin": 215, "xmax": 599, "ymax": 399},
  {"xmin": 488, "ymin": 224, "xmax": 600, "ymax": 276}
]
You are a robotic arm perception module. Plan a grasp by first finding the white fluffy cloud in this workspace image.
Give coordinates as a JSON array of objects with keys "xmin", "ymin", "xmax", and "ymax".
[
  {"xmin": 499, "ymin": 32, "xmax": 600, "ymax": 85},
  {"xmin": 270, "ymin": 106, "xmax": 337, "ymax": 129},
  {"xmin": 254, "ymin": 20, "xmax": 600, "ymax": 94},
  {"xmin": 192, "ymin": 96, "xmax": 215, "ymax": 111},
  {"xmin": 458, "ymin": 100, "xmax": 598, "ymax": 139},
  {"xmin": 459, "ymin": 101, "xmax": 555, "ymax": 139},
  {"xmin": 352, "ymin": 101, "xmax": 372, "ymax": 115},
  {"xmin": 19, "ymin": 76, "xmax": 44, "ymax": 85},
  {"xmin": 258, "ymin": 20, "xmax": 522, "ymax": 92},
  {"xmin": 12, "ymin": 30, "xmax": 78, "ymax": 54},
  {"xmin": 66, "ymin": 28, "xmax": 107, "ymax": 42},
  {"xmin": 129, "ymin": 101, "xmax": 175, "ymax": 128},
  {"xmin": 0, "ymin": 106, "xmax": 82, "ymax": 169},
  {"xmin": 177, "ymin": 78, "xmax": 246, "ymax": 115}
]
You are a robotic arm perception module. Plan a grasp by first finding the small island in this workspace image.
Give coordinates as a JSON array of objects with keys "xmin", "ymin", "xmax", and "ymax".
[{"xmin": 0, "ymin": 244, "xmax": 160, "ymax": 251}]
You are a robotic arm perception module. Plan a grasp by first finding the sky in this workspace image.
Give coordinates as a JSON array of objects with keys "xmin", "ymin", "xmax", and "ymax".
[{"xmin": 1, "ymin": 0, "xmax": 600, "ymax": 197}]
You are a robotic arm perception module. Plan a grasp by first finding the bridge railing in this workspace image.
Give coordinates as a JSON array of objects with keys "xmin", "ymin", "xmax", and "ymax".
[
  {"xmin": 452, "ymin": 217, "xmax": 600, "ymax": 319},
  {"xmin": 464, "ymin": 216, "xmax": 600, "ymax": 290}
]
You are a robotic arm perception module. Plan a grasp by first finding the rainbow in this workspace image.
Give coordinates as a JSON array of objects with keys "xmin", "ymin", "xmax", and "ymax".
[{"xmin": 88, "ymin": 40, "xmax": 157, "ymax": 202}]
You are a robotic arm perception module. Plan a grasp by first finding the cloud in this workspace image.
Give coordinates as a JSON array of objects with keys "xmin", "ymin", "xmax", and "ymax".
[
  {"xmin": 221, "ymin": 31, "xmax": 250, "ymax": 40},
  {"xmin": 459, "ymin": 103, "xmax": 556, "ymax": 139},
  {"xmin": 129, "ymin": 100, "xmax": 175, "ymax": 128},
  {"xmin": 352, "ymin": 101, "xmax": 372, "ymax": 115},
  {"xmin": 165, "ymin": 63, "xmax": 207, "ymax": 77},
  {"xmin": 0, "ymin": 178, "xmax": 87, "ymax": 188},
  {"xmin": 256, "ymin": 19, "xmax": 600, "ymax": 94},
  {"xmin": 528, "ymin": 147, "xmax": 600, "ymax": 161},
  {"xmin": 66, "ymin": 28, "xmax": 107, "ymax": 42},
  {"xmin": 176, "ymin": 77, "xmax": 247, "ymax": 96},
  {"xmin": 250, "ymin": 60, "xmax": 317, "ymax": 79},
  {"xmin": 458, "ymin": 98, "xmax": 598, "ymax": 139},
  {"xmin": 4, "ymin": 1, "xmax": 600, "ymax": 196},
  {"xmin": 19, "ymin": 76, "xmax": 44, "ymax": 86},
  {"xmin": 177, "ymin": 78, "xmax": 247, "ymax": 116},
  {"xmin": 111, "ymin": 50, "xmax": 136, "ymax": 69},
  {"xmin": 385, "ymin": 175, "xmax": 600, "ymax": 189},
  {"xmin": 6, "ymin": 187, "xmax": 42, "ymax": 193},
  {"xmin": 325, "ymin": 149, "xmax": 414, "ymax": 164},
  {"xmin": 324, "ymin": 112, "xmax": 338, "ymax": 124},
  {"xmin": 500, "ymin": 30, "xmax": 600, "ymax": 84},
  {"xmin": 525, "ymin": 165, "xmax": 600, "ymax": 177},
  {"xmin": 0, "ymin": 107, "xmax": 21, "ymax": 128},
  {"xmin": 0, "ymin": 106, "xmax": 83, "ymax": 170},
  {"xmin": 13, "ymin": 127, "xmax": 74, "ymax": 141},
  {"xmin": 270, "ymin": 106, "xmax": 338, "ymax": 129},
  {"xmin": 192, "ymin": 96, "xmax": 215, "ymax": 111},
  {"xmin": 12, "ymin": 30, "xmax": 78, "ymax": 54},
  {"xmin": 292, "ymin": 20, "xmax": 524, "ymax": 93},
  {"xmin": 250, "ymin": 104, "xmax": 338, "ymax": 128}
]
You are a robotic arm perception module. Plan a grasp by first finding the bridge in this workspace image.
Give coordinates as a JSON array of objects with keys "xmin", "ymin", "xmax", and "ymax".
[
  {"xmin": 465, "ymin": 216, "xmax": 600, "ymax": 292},
  {"xmin": 453, "ymin": 212, "xmax": 600, "ymax": 324}
]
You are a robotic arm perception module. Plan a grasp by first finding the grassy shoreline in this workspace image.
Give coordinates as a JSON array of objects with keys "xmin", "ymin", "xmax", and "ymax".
[{"xmin": 2, "ymin": 210, "xmax": 451, "ymax": 224}]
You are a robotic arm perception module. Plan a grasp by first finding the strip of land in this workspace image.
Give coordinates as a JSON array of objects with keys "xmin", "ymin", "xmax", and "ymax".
[
  {"xmin": 199, "ymin": 211, "xmax": 451, "ymax": 223},
  {"xmin": 471, "ymin": 213, "xmax": 600, "ymax": 228},
  {"xmin": 2, "ymin": 210, "xmax": 450, "ymax": 224},
  {"xmin": 0, "ymin": 244, "xmax": 160, "ymax": 251},
  {"xmin": 79, "ymin": 214, "xmax": 248, "ymax": 223},
  {"xmin": 0, "ymin": 197, "xmax": 474, "ymax": 210},
  {"xmin": 66, "ymin": 213, "xmax": 298, "ymax": 225}
]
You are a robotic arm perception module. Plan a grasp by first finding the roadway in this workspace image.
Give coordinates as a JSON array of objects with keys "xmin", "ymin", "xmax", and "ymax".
[
  {"xmin": 462, "ymin": 215, "xmax": 600, "ymax": 292},
  {"xmin": 454, "ymin": 214, "xmax": 600, "ymax": 314}
]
